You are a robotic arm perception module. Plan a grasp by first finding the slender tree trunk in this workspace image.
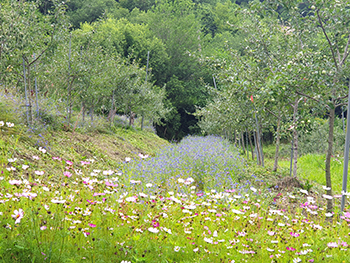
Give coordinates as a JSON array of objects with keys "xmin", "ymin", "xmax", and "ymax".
[
  {"xmin": 254, "ymin": 131, "xmax": 261, "ymax": 165},
  {"xmin": 27, "ymin": 65, "xmax": 33, "ymax": 124},
  {"xmin": 273, "ymin": 117, "xmax": 281, "ymax": 172},
  {"xmin": 90, "ymin": 105, "xmax": 94, "ymax": 122},
  {"xmin": 259, "ymin": 126, "xmax": 264, "ymax": 167},
  {"xmin": 82, "ymin": 101, "xmax": 85, "ymax": 122},
  {"xmin": 292, "ymin": 98, "xmax": 299, "ymax": 178},
  {"xmin": 241, "ymin": 132, "xmax": 246, "ymax": 155},
  {"xmin": 238, "ymin": 133, "xmax": 241, "ymax": 149},
  {"xmin": 248, "ymin": 130, "xmax": 254, "ymax": 161},
  {"xmin": 325, "ymin": 106, "xmax": 334, "ymax": 213},
  {"xmin": 245, "ymin": 129, "xmax": 249, "ymax": 160},
  {"xmin": 234, "ymin": 130, "xmax": 237, "ymax": 147},
  {"xmin": 108, "ymin": 92, "xmax": 116, "ymax": 122},
  {"xmin": 257, "ymin": 131, "xmax": 262, "ymax": 165},
  {"xmin": 141, "ymin": 114, "xmax": 144, "ymax": 130}
]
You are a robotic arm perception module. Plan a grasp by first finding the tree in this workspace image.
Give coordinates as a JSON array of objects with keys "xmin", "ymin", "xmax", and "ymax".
[
  {"xmin": 263, "ymin": 0, "xmax": 350, "ymax": 213},
  {"xmin": 0, "ymin": 0, "xmax": 67, "ymax": 125}
]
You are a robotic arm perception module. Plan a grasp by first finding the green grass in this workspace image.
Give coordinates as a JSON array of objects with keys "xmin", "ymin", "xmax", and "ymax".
[{"xmin": 261, "ymin": 143, "xmax": 348, "ymax": 193}]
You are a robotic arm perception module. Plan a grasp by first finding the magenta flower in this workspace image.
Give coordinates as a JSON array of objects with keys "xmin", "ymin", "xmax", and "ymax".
[
  {"xmin": 152, "ymin": 220, "xmax": 159, "ymax": 228},
  {"xmin": 286, "ymin": 247, "xmax": 296, "ymax": 251},
  {"xmin": 290, "ymin": 232, "xmax": 300, "ymax": 237},
  {"xmin": 88, "ymin": 223, "xmax": 96, "ymax": 228}
]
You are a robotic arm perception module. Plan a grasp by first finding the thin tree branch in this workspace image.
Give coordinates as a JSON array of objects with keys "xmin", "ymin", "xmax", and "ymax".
[
  {"xmin": 336, "ymin": 94, "xmax": 348, "ymax": 101},
  {"xmin": 336, "ymin": 102, "xmax": 348, "ymax": 107},
  {"xmin": 265, "ymin": 107, "xmax": 278, "ymax": 118},
  {"xmin": 316, "ymin": 9, "xmax": 339, "ymax": 71},
  {"xmin": 340, "ymin": 34, "xmax": 350, "ymax": 67},
  {"xmin": 295, "ymin": 90, "xmax": 331, "ymax": 110}
]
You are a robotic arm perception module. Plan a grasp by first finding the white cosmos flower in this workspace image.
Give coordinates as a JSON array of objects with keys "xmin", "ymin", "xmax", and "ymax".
[
  {"xmin": 125, "ymin": 157, "xmax": 131, "ymax": 162},
  {"xmin": 148, "ymin": 227, "xmax": 159, "ymax": 233},
  {"xmin": 51, "ymin": 199, "xmax": 66, "ymax": 204},
  {"xmin": 161, "ymin": 227, "xmax": 172, "ymax": 234},
  {"xmin": 125, "ymin": 196, "xmax": 137, "ymax": 202},
  {"xmin": 35, "ymin": 171, "xmax": 44, "ymax": 176},
  {"xmin": 146, "ymin": 183, "xmax": 153, "ymax": 188},
  {"xmin": 325, "ymin": 212, "xmax": 333, "ymax": 217},
  {"xmin": 130, "ymin": 180, "xmax": 141, "ymax": 184},
  {"xmin": 0, "ymin": 121, "xmax": 4, "ymax": 126},
  {"xmin": 322, "ymin": 194, "xmax": 333, "ymax": 200},
  {"xmin": 8, "ymin": 158, "xmax": 17, "ymax": 163},
  {"xmin": 322, "ymin": 186, "xmax": 331, "ymax": 191},
  {"xmin": 22, "ymin": 165, "xmax": 29, "ymax": 170},
  {"xmin": 250, "ymin": 187, "xmax": 257, "ymax": 192},
  {"xmin": 232, "ymin": 209, "xmax": 244, "ymax": 214},
  {"xmin": 39, "ymin": 147, "xmax": 46, "ymax": 153},
  {"xmin": 103, "ymin": 170, "xmax": 114, "ymax": 176},
  {"xmin": 139, "ymin": 193, "xmax": 147, "ymax": 198},
  {"xmin": 299, "ymin": 189, "xmax": 308, "ymax": 195},
  {"xmin": 174, "ymin": 246, "xmax": 181, "ymax": 252},
  {"xmin": 204, "ymin": 237, "xmax": 213, "ymax": 244}
]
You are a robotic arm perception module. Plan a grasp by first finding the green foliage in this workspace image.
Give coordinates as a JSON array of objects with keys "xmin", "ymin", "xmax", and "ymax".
[
  {"xmin": 298, "ymin": 117, "xmax": 345, "ymax": 156},
  {"xmin": 66, "ymin": 0, "xmax": 118, "ymax": 28}
]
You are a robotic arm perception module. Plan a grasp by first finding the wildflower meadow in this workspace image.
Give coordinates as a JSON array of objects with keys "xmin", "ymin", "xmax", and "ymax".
[{"xmin": 1, "ymin": 122, "xmax": 350, "ymax": 263}]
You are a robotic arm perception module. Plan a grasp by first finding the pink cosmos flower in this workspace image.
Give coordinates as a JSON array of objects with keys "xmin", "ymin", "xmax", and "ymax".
[
  {"xmin": 105, "ymin": 181, "xmax": 118, "ymax": 187},
  {"xmin": 88, "ymin": 223, "xmax": 96, "ymax": 228},
  {"xmin": 63, "ymin": 171, "xmax": 72, "ymax": 178},
  {"xmin": 341, "ymin": 241, "xmax": 348, "ymax": 247},
  {"xmin": 290, "ymin": 232, "xmax": 300, "ymax": 237},
  {"xmin": 267, "ymin": 231, "xmax": 275, "ymax": 236},
  {"xmin": 12, "ymin": 209, "xmax": 24, "ymax": 224},
  {"xmin": 152, "ymin": 220, "xmax": 159, "ymax": 228},
  {"xmin": 66, "ymin": 160, "xmax": 73, "ymax": 166},
  {"xmin": 93, "ymin": 192, "xmax": 106, "ymax": 197},
  {"xmin": 40, "ymin": 226, "xmax": 47, "ymax": 230},
  {"xmin": 286, "ymin": 247, "xmax": 296, "ymax": 251},
  {"xmin": 327, "ymin": 242, "xmax": 338, "ymax": 248},
  {"xmin": 9, "ymin": 180, "xmax": 22, "ymax": 185}
]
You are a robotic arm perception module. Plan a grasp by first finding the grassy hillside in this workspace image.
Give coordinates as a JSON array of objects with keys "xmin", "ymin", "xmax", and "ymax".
[{"xmin": 0, "ymin": 94, "xmax": 169, "ymax": 177}]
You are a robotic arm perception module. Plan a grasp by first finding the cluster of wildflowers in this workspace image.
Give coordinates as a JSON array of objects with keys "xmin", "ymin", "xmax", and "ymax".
[{"xmin": 0, "ymin": 134, "xmax": 350, "ymax": 261}]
